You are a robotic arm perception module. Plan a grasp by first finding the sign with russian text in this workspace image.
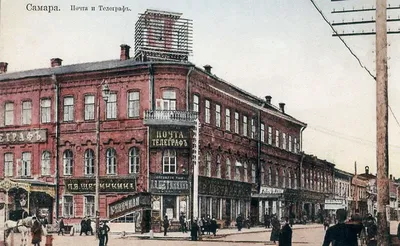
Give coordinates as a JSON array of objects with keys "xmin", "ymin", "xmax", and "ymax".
[
  {"xmin": 149, "ymin": 128, "xmax": 190, "ymax": 148},
  {"xmin": 150, "ymin": 174, "xmax": 189, "ymax": 195},
  {"xmin": 64, "ymin": 178, "xmax": 136, "ymax": 193},
  {"xmin": 198, "ymin": 176, "xmax": 252, "ymax": 199},
  {"xmin": 260, "ymin": 186, "xmax": 284, "ymax": 195},
  {"xmin": 0, "ymin": 129, "xmax": 47, "ymax": 144},
  {"xmin": 108, "ymin": 193, "xmax": 151, "ymax": 219}
]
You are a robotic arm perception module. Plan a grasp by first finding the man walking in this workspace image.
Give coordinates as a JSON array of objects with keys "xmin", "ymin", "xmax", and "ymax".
[
  {"xmin": 163, "ymin": 215, "xmax": 170, "ymax": 236},
  {"xmin": 57, "ymin": 217, "xmax": 65, "ymax": 236},
  {"xmin": 279, "ymin": 217, "xmax": 292, "ymax": 246}
]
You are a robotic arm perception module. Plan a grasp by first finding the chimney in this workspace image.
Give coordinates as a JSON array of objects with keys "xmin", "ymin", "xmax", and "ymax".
[
  {"xmin": 0, "ymin": 62, "xmax": 8, "ymax": 74},
  {"xmin": 279, "ymin": 103, "xmax": 286, "ymax": 113},
  {"xmin": 120, "ymin": 44, "xmax": 130, "ymax": 61},
  {"xmin": 50, "ymin": 58, "xmax": 62, "ymax": 67},
  {"xmin": 265, "ymin": 96, "xmax": 272, "ymax": 104},
  {"xmin": 204, "ymin": 65, "xmax": 212, "ymax": 73},
  {"xmin": 365, "ymin": 165, "xmax": 369, "ymax": 175}
]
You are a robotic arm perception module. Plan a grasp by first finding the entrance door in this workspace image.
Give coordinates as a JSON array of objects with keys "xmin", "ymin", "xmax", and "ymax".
[{"xmin": 250, "ymin": 198, "xmax": 259, "ymax": 225}]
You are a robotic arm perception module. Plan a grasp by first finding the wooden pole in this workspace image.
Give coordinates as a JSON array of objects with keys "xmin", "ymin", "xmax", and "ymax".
[{"xmin": 376, "ymin": 0, "xmax": 390, "ymax": 244}]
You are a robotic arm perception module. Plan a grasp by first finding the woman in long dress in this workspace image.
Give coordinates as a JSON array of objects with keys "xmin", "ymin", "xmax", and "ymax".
[{"xmin": 31, "ymin": 220, "xmax": 43, "ymax": 246}]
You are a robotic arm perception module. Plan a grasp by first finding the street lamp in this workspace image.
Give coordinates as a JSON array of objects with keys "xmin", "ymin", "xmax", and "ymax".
[{"xmin": 95, "ymin": 80, "xmax": 110, "ymax": 235}]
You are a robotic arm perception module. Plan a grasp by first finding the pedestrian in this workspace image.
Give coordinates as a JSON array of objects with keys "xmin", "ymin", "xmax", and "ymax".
[
  {"xmin": 246, "ymin": 215, "xmax": 251, "ymax": 229},
  {"xmin": 265, "ymin": 214, "xmax": 271, "ymax": 228},
  {"xmin": 322, "ymin": 209, "xmax": 363, "ymax": 246},
  {"xmin": 205, "ymin": 215, "xmax": 211, "ymax": 235},
  {"xmin": 236, "ymin": 214, "xmax": 243, "ymax": 231},
  {"xmin": 179, "ymin": 212, "xmax": 187, "ymax": 233},
  {"xmin": 103, "ymin": 220, "xmax": 110, "ymax": 246},
  {"xmin": 270, "ymin": 215, "xmax": 280, "ymax": 243},
  {"xmin": 323, "ymin": 216, "xmax": 330, "ymax": 231},
  {"xmin": 210, "ymin": 218, "xmax": 217, "ymax": 236},
  {"xmin": 31, "ymin": 219, "xmax": 43, "ymax": 246},
  {"xmin": 97, "ymin": 221, "xmax": 107, "ymax": 246},
  {"xmin": 191, "ymin": 219, "xmax": 199, "ymax": 241},
  {"xmin": 87, "ymin": 217, "xmax": 94, "ymax": 235},
  {"xmin": 199, "ymin": 216, "xmax": 205, "ymax": 235},
  {"xmin": 57, "ymin": 217, "xmax": 65, "ymax": 236},
  {"xmin": 279, "ymin": 217, "xmax": 292, "ymax": 246},
  {"xmin": 80, "ymin": 217, "xmax": 87, "ymax": 236},
  {"xmin": 163, "ymin": 215, "xmax": 169, "ymax": 236},
  {"xmin": 397, "ymin": 221, "xmax": 400, "ymax": 240}
]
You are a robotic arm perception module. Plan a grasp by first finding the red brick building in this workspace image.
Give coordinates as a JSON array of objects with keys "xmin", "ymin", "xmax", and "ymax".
[{"xmin": 0, "ymin": 9, "xmax": 335, "ymax": 231}]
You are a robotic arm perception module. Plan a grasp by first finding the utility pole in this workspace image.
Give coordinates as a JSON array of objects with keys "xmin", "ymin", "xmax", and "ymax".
[
  {"xmin": 192, "ymin": 119, "xmax": 200, "ymax": 220},
  {"xmin": 376, "ymin": 0, "xmax": 390, "ymax": 244}
]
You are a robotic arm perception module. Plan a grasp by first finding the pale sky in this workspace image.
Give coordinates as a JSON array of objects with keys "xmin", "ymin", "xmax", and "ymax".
[{"xmin": 1, "ymin": 0, "xmax": 400, "ymax": 177}]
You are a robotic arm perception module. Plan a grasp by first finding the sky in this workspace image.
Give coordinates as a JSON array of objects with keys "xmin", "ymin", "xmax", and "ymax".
[{"xmin": 1, "ymin": 0, "xmax": 400, "ymax": 177}]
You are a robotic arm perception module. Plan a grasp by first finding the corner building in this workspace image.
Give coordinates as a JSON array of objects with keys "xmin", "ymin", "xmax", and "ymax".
[{"xmin": 0, "ymin": 9, "xmax": 336, "ymax": 231}]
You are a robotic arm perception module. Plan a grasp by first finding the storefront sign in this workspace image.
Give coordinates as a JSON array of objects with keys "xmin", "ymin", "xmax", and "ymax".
[
  {"xmin": 198, "ymin": 176, "xmax": 252, "ymax": 199},
  {"xmin": 149, "ymin": 128, "xmax": 190, "ymax": 148},
  {"xmin": 260, "ymin": 186, "xmax": 284, "ymax": 195},
  {"xmin": 284, "ymin": 188, "xmax": 325, "ymax": 203},
  {"xmin": 64, "ymin": 178, "xmax": 136, "ymax": 193},
  {"xmin": 150, "ymin": 174, "xmax": 189, "ymax": 195},
  {"xmin": 108, "ymin": 193, "xmax": 151, "ymax": 219},
  {"xmin": 324, "ymin": 199, "xmax": 346, "ymax": 210},
  {"xmin": 0, "ymin": 129, "xmax": 47, "ymax": 145}
]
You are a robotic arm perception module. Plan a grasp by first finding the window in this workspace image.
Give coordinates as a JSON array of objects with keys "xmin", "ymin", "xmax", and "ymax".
[
  {"xmin": 294, "ymin": 138, "xmax": 298, "ymax": 153},
  {"xmin": 251, "ymin": 163, "xmax": 256, "ymax": 183},
  {"xmin": 275, "ymin": 168, "xmax": 279, "ymax": 187},
  {"xmin": 63, "ymin": 196, "xmax": 73, "ymax": 217},
  {"xmin": 251, "ymin": 119, "xmax": 256, "ymax": 139},
  {"xmin": 275, "ymin": 130, "xmax": 280, "ymax": 147},
  {"xmin": 163, "ymin": 150, "xmax": 176, "ymax": 174},
  {"xmin": 261, "ymin": 123, "xmax": 265, "ymax": 142},
  {"xmin": 205, "ymin": 100, "xmax": 210, "ymax": 123},
  {"xmin": 225, "ymin": 109, "xmax": 231, "ymax": 131},
  {"xmin": 288, "ymin": 171, "xmax": 292, "ymax": 188},
  {"xmin": 234, "ymin": 112, "xmax": 239, "ymax": 134},
  {"xmin": 282, "ymin": 133, "xmax": 287, "ymax": 150},
  {"xmin": 84, "ymin": 95, "xmax": 95, "ymax": 120},
  {"xmin": 4, "ymin": 102, "xmax": 14, "ymax": 125},
  {"xmin": 193, "ymin": 95, "xmax": 199, "ymax": 112},
  {"xmin": 84, "ymin": 196, "xmax": 95, "ymax": 217},
  {"xmin": 288, "ymin": 136, "xmax": 292, "ymax": 152},
  {"xmin": 41, "ymin": 99, "xmax": 51, "ymax": 123},
  {"xmin": 261, "ymin": 165, "xmax": 265, "ymax": 185},
  {"xmin": 21, "ymin": 152, "xmax": 31, "ymax": 177},
  {"xmin": 294, "ymin": 173, "xmax": 297, "ymax": 188},
  {"xmin": 282, "ymin": 170, "xmax": 286, "ymax": 188},
  {"xmin": 216, "ymin": 155, "xmax": 221, "ymax": 178},
  {"xmin": 235, "ymin": 163, "xmax": 241, "ymax": 181},
  {"xmin": 4, "ymin": 153, "xmax": 13, "ymax": 177},
  {"xmin": 129, "ymin": 147, "xmax": 140, "ymax": 174},
  {"xmin": 205, "ymin": 152, "xmax": 211, "ymax": 177},
  {"xmin": 243, "ymin": 162, "xmax": 248, "ymax": 182},
  {"xmin": 128, "ymin": 91, "xmax": 140, "ymax": 118},
  {"xmin": 63, "ymin": 150, "xmax": 73, "ymax": 176},
  {"xmin": 268, "ymin": 167, "xmax": 272, "ymax": 186},
  {"xmin": 106, "ymin": 93, "xmax": 117, "ymax": 119},
  {"xmin": 267, "ymin": 126, "xmax": 272, "ymax": 145},
  {"xmin": 84, "ymin": 149, "xmax": 94, "ymax": 176},
  {"xmin": 226, "ymin": 158, "xmax": 231, "ymax": 179},
  {"xmin": 41, "ymin": 151, "xmax": 51, "ymax": 176},
  {"xmin": 242, "ymin": 116, "xmax": 248, "ymax": 137},
  {"xmin": 106, "ymin": 148, "xmax": 117, "ymax": 175},
  {"xmin": 215, "ymin": 104, "xmax": 221, "ymax": 127},
  {"xmin": 63, "ymin": 97, "xmax": 74, "ymax": 122},
  {"xmin": 162, "ymin": 90, "xmax": 176, "ymax": 110},
  {"xmin": 22, "ymin": 101, "xmax": 32, "ymax": 125}
]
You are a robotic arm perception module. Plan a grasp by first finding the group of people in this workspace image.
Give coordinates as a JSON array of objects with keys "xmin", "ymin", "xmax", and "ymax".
[{"xmin": 190, "ymin": 216, "xmax": 218, "ymax": 240}]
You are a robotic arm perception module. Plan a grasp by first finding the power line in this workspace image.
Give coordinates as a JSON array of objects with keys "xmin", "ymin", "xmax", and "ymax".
[{"xmin": 309, "ymin": 0, "xmax": 376, "ymax": 80}]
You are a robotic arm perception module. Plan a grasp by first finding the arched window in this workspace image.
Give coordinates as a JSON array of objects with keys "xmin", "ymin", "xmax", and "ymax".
[
  {"xmin": 41, "ymin": 151, "xmax": 51, "ymax": 176},
  {"xmin": 268, "ymin": 167, "xmax": 272, "ymax": 186},
  {"xmin": 261, "ymin": 165, "xmax": 265, "ymax": 185},
  {"xmin": 243, "ymin": 162, "xmax": 248, "ymax": 182},
  {"xmin": 163, "ymin": 149, "xmax": 176, "ymax": 174},
  {"xmin": 226, "ymin": 158, "xmax": 231, "ymax": 180},
  {"xmin": 294, "ymin": 172, "xmax": 297, "ymax": 189},
  {"xmin": 251, "ymin": 163, "xmax": 256, "ymax": 183},
  {"xmin": 205, "ymin": 152, "xmax": 212, "ymax": 177},
  {"xmin": 235, "ymin": 160, "xmax": 241, "ymax": 181},
  {"xmin": 106, "ymin": 148, "xmax": 117, "ymax": 175},
  {"xmin": 288, "ymin": 171, "xmax": 292, "ymax": 188},
  {"xmin": 275, "ymin": 168, "xmax": 279, "ymax": 187},
  {"xmin": 63, "ymin": 150, "xmax": 73, "ymax": 176},
  {"xmin": 282, "ymin": 169, "xmax": 286, "ymax": 188},
  {"xmin": 129, "ymin": 147, "xmax": 140, "ymax": 174},
  {"xmin": 216, "ymin": 155, "xmax": 221, "ymax": 178},
  {"xmin": 84, "ymin": 149, "xmax": 94, "ymax": 176}
]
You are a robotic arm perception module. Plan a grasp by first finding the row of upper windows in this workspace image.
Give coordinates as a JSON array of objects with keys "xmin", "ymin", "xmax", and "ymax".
[
  {"xmin": 62, "ymin": 195, "xmax": 95, "ymax": 218},
  {"xmin": 1, "ymin": 91, "xmax": 140, "ymax": 126},
  {"xmin": 2, "ymin": 147, "xmax": 140, "ymax": 178},
  {"xmin": 193, "ymin": 95, "xmax": 300, "ymax": 154}
]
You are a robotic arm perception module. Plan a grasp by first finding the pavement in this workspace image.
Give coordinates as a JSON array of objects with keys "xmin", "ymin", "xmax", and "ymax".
[{"xmin": 125, "ymin": 223, "xmax": 322, "ymax": 240}]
